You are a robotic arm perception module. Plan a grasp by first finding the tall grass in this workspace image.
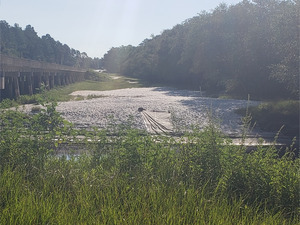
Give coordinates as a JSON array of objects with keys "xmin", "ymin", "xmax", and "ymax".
[
  {"xmin": 0, "ymin": 105, "xmax": 299, "ymax": 224},
  {"xmin": 236, "ymin": 100, "xmax": 299, "ymax": 138}
]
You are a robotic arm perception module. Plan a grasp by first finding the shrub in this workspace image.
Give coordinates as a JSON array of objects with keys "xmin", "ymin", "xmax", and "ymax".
[
  {"xmin": 237, "ymin": 100, "xmax": 299, "ymax": 137},
  {"xmin": 0, "ymin": 105, "xmax": 298, "ymax": 223}
]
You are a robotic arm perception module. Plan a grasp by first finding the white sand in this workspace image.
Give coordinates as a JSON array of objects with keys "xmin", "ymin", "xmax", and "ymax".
[{"xmin": 56, "ymin": 87, "xmax": 259, "ymax": 135}]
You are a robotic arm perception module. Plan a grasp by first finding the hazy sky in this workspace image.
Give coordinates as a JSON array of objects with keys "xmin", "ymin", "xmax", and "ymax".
[{"xmin": 0, "ymin": 0, "xmax": 242, "ymax": 58}]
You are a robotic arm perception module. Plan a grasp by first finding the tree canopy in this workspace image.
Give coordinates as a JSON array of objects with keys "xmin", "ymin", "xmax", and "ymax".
[
  {"xmin": 102, "ymin": 0, "xmax": 299, "ymax": 100},
  {"xmin": 0, "ymin": 21, "xmax": 101, "ymax": 69}
]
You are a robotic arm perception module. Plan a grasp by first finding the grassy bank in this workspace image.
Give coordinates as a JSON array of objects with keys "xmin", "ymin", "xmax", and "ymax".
[
  {"xmin": 0, "ymin": 71, "xmax": 141, "ymax": 109},
  {"xmin": 237, "ymin": 100, "xmax": 299, "ymax": 138},
  {"xmin": 0, "ymin": 105, "xmax": 299, "ymax": 224}
]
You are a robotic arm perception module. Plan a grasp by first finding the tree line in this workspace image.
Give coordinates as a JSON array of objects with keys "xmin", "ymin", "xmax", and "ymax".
[
  {"xmin": 102, "ymin": 0, "xmax": 299, "ymax": 100},
  {"xmin": 0, "ymin": 21, "xmax": 101, "ymax": 69}
]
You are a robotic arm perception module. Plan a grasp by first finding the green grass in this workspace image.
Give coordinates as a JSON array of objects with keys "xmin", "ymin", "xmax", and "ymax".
[
  {"xmin": 0, "ymin": 105, "xmax": 299, "ymax": 224},
  {"xmin": 0, "ymin": 72, "xmax": 142, "ymax": 108},
  {"xmin": 0, "ymin": 73, "xmax": 299, "ymax": 224},
  {"xmin": 40, "ymin": 72, "xmax": 142, "ymax": 102},
  {"xmin": 1, "ymin": 167, "xmax": 295, "ymax": 224}
]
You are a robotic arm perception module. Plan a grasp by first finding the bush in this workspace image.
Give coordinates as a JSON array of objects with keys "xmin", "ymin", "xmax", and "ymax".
[
  {"xmin": 17, "ymin": 95, "xmax": 41, "ymax": 105},
  {"xmin": 0, "ymin": 98, "xmax": 18, "ymax": 109},
  {"xmin": 84, "ymin": 70, "xmax": 108, "ymax": 81},
  {"xmin": 244, "ymin": 101, "xmax": 299, "ymax": 137},
  {"xmin": 0, "ymin": 105, "xmax": 298, "ymax": 223}
]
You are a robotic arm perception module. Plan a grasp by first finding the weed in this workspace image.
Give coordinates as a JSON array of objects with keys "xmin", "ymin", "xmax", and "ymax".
[
  {"xmin": 237, "ymin": 100, "xmax": 299, "ymax": 138},
  {"xmin": 0, "ymin": 105, "xmax": 299, "ymax": 224}
]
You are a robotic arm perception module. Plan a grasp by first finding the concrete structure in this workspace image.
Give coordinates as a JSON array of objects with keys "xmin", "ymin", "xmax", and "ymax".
[{"xmin": 0, "ymin": 54, "xmax": 87, "ymax": 100}]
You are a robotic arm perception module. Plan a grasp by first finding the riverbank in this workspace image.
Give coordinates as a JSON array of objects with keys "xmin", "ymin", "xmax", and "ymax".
[
  {"xmin": 242, "ymin": 101, "xmax": 299, "ymax": 138},
  {"xmin": 19, "ymin": 86, "xmax": 260, "ymax": 135},
  {"xmin": 1, "ymin": 72, "xmax": 297, "ymax": 145},
  {"xmin": 1, "ymin": 73, "xmax": 298, "ymax": 224}
]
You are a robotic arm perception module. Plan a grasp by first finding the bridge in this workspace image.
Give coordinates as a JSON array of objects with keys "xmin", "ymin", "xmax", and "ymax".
[{"xmin": 0, "ymin": 54, "xmax": 87, "ymax": 100}]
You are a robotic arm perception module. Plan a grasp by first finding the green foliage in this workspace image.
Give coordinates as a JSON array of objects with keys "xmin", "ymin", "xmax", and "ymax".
[
  {"xmin": 103, "ymin": 0, "xmax": 299, "ymax": 100},
  {"xmin": 16, "ymin": 94, "xmax": 43, "ymax": 105},
  {"xmin": 0, "ymin": 73, "xmax": 140, "ymax": 107},
  {"xmin": 84, "ymin": 70, "xmax": 109, "ymax": 81},
  {"xmin": 0, "ymin": 103, "xmax": 74, "ymax": 177},
  {"xmin": 0, "ymin": 105, "xmax": 299, "ymax": 224},
  {"xmin": 46, "ymin": 73, "xmax": 141, "ymax": 102},
  {"xmin": 0, "ymin": 20, "xmax": 102, "ymax": 69},
  {"xmin": 0, "ymin": 98, "xmax": 18, "ymax": 109},
  {"xmin": 102, "ymin": 46, "xmax": 135, "ymax": 73},
  {"xmin": 237, "ymin": 100, "xmax": 299, "ymax": 137}
]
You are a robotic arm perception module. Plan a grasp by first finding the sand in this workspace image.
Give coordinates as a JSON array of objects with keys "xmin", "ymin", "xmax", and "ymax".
[{"xmin": 52, "ymin": 87, "xmax": 260, "ymax": 135}]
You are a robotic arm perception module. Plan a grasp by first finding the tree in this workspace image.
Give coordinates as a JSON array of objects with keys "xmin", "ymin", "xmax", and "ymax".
[
  {"xmin": 102, "ymin": 46, "xmax": 134, "ymax": 73},
  {"xmin": 115, "ymin": 0, "xmax": 298, "ymax": 100},
  {"xmin": 0, "ymin": 20, "xmax": 100, "ymax": 69}
]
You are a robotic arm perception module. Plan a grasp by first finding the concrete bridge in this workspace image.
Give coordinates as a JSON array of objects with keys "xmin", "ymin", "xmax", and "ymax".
[{"xmin": 0, "ymin": 54, "xmax": 87, "ymax": 100}]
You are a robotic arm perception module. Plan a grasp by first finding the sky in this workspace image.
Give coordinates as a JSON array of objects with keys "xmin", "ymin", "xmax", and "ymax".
[{"xmin": 0, "ymin": 0, "xmax": 242, "ymax": 58}]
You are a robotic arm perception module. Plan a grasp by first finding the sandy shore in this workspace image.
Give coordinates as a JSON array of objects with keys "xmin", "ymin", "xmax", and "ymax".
[
  {"xmin": 17, "ymin": 87, "xmax": 261, "ymax": 135},
  {"xmin": 52, "ymin": 87, "xmax": 259, "ymax": 135}
]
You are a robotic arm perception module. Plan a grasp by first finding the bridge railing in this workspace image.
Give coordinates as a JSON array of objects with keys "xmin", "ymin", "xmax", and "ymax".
[{"xmin": 0, "ymin": 54, "xmax": 87, "ymax": 73}]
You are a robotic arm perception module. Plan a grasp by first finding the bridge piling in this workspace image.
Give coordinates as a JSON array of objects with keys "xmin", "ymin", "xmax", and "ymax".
[
  {"xmin": 35, "ymin": 73, "xmax": 42, "ymax": 91},
  {"xmin": 61, "ymin": 75, "xmax": 65, "ymax": 86},
  {"xmin": 55, "ymin": 73, "xmax": 61, "ymax": 86},
  {"xmin": 5, "ymin": 76, "xmax": 12, "ymax": 99},
  {"xmin": 50, "ymin": 73, "xmax": 55, "ymax": 89},
  {"xmin": 0, "ymin": 72, "xmax": 5, "ymax": 90},
  {"xmin": 13, "ymin": 75, "xmax": 20, "ymax": 98},
  {"xmin": 27, "ymin": 73, "xmax": 33, "ymax": 95},
  {"xmin": 19, "ymin": 74, "xmax": 25, "ymax": 95}
]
